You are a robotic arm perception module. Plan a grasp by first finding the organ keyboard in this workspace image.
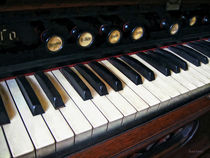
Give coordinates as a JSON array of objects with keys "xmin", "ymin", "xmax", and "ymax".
[{"xmin": 0, "ymin": 1, "xmax": 210, "ymax": 158}]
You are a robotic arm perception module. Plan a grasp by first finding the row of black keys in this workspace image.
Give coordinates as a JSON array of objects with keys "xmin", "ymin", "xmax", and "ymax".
[{"xmin": 0, "ymin": 40, "xmax": 210, "ymax": 125}]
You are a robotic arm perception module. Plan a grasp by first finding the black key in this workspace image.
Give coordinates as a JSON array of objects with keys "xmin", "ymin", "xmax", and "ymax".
[
  {"xmin": 120, "ymin": 55, "xmax": 155, "ymax": 81},
  {"xmin": 168, "ymin": 46, "xmax": 201, "ymax": 66},
  {"xmin": 187, "ymin": 42, "xmax": 210, "ymax": 58},
  {"xmin": 176, "ymin": 45, "xmax": 209, "ymax": 64},
  {"xmin": 108, "ymin": 57, "xmax": 142, "ymax": 85},
  {"xmin": 137, "ymin": 52, "xmax": 171, "ymax": 76},
  {"xmin": 16, "ymin": 76, "xmax": 44, "ymax": 116},
  {"xmin": 34, "ymin": 72, "xmax": 65, "ymax": 108},
  {"xmin": 199, "ymin": 40, "xmax": 210, "ymax": 47},
  {"xmin": 75, "ymin": 64, "xmax": 108, "ymax": 96},
  {"xmin": 88, "ymin": 61, "xmax": 123, "ymax": 91},
  {"xmin": 155, "ymin": 49, "xmax": 188, "ymax": 70},
  {"xmin": 60, "ymin": 67, "xmax": 92, "ymax": 100},
  {"xmin": 149, "ymin": 51, "xmax": 180, "ymax": 73},
  {"xmin": 0, "ymin": 95, "xmax": 10, "ymax": 125},
  {"xmin": 193, "ymin": 41, "xmax": 210, "ymax": 50}
]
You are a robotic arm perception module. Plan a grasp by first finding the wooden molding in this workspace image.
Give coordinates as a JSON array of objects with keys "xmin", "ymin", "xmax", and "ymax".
[{"xmin": 69, "ymin": 94, "xmax": 210, "ymax": 158}]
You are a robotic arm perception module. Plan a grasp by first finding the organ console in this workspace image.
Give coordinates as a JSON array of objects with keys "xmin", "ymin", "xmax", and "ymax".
[{"xmin": 0, "ymin": 0, "xmax": 210, "ymax": 158}]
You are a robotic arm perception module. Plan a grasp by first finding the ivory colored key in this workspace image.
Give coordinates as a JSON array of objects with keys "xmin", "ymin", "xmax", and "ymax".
[
  {"xmin": 102, "ymin": 60, "xmax": 160, "ymax": 113},
  {"xmin": 26, "ymin": 75, "xmax": 75, "ymax": 152},
  {"xmin": 45, "ymin": 71, "xmax": 92, "ymax": 144},
  {"xmin": 6, "ymin": 79, "xmax": 55, "ymax": 158},
  {"xmin": 130, "ymin": 55, "xmax": 188, "ymax": 95},
  {"xmin": 165, "ymin": 48, "xmax": 208, "ymax": 87},
  {"xmin": 0, "ymin": 82, "xmax": 35, "ymax": 158},
  {"xmin": 86, "ymin": 64, "xmax": 137, "ymax": 124},
  {"xmin": 0, "ymin": 127, "xmax": 10, "ymax": 158},
  {"xmin": 128, "ymin": 55, "xmax": 171, "ymax": 101},
  {"xmin": 52, "ymin": 70, "xmax": 108, "ymax": 138},
  {"xmin": 89, "ymin": 63, "xmax": 149, "ymax": 121},
  {"xmin": 72, "ymin": 67, "xmax": 123, "ymax": 131}
]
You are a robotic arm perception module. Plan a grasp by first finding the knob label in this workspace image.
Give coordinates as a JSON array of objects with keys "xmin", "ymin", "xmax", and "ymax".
[
  {"xmin": 132, "ymin": 27, "xmax": 144, "ymax": 40},
  {"xmin": 170, "ymin": 23, "xmax": 179, "ymax": 35},
  {"xmin": 47, "ymin": 36, "xmax": 63, "ymax": 52},
  {"xmin": 78, "ymin": 32, "xmax": 93, "ymax": 48},
  {"xmin": 108, "ymin": 30, "xmax": 121, "ymax": 44}
]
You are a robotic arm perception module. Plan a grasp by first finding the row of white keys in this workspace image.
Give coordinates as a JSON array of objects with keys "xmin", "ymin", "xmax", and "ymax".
[
  {"xmin": 130, "ymin": 54, "xmax": 191, "ymax": 104},
  {"xmin": 71, "ymin": 67, "xmax": 123, "ymax": 131},
  {"xmin": 26, "ymin": 75, "xmax": 75, "ymax": 152},
  {"xmin": 52, "ymin": 69, "xmax": 108, "ymax": 138},
  {"xmin": 90, "ymin": 63, "xmax": 150, "ymax": 121},
  {"xmin": 125, "ymin": 55, "xmax": 172, "ymax": 109},
  {"xmin": 163, "ymin": 48, "xmax": 204, "ymax": 89},
  {"xmin": 131, "ymin": 55, "xmax": 183, "ymax": 97},
  {"xmin": 45, "ymin": 72, "xmax": 92, "ymax": 145},
  {"xmin": 0, "ymin": 127, "xmax": 10, "ymax": 158},
  {"xmin": 6, "ymin": 79, "xmax": 55, "ymax": 158},
  {"xmin": 164, "ymin": 48, "xmax": 209, "ymax": 86},
  {"xmin": 0, "ymin": 81, "xmax": 35, "ymax": 158},
  {"xmin": 101, "ymin": 60, "xmax": 160, "ymax": 114},
  {"xmin": 85, "ymin": 65, "xmax": 138, "ymax": 124}
]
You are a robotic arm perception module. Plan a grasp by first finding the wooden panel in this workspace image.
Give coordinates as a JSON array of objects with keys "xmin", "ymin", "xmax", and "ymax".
[{"xmin": 69, "ymin": 94, "xmax": 210, "ymax": 158}]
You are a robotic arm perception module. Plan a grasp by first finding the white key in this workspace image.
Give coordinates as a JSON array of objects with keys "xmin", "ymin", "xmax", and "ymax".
[
  {"xmin": 129, "ymin": 55, "xmax": 171, "ymax": 103},
  {"xmin": 101, "ymin": 60, "xmax": 160, "ymax": 113},
  {"xmin": 92, "ymin": 63, "xmax": 149, "ymax": 120},
  {"xmin": 130, "ymin": 54, "xmax": 185, "ymax": 96},
  {"xmin": 85, "ymin": 65, "xmax": 137, "ymax": 125},
  {"xmin": 0, "ymin": 127, "xmax": 10, "ymax": 158},
  {"xmin": 26, "ymin": 75, "xmax": 74, "ymax": 152},
  {"xmin": 0, "ymin": 81, "xmax": 35, "ymax": 158},
  {"xmin": 45, "ymin": 71, "xmax": 92, "ymax": 144},
  {"xmin": 6, "ymin": 79, "xmax": 55, "ymax": 158},
  {"xmin": 164, "ymin": 48, "xmax": 205, "ymax": 88},
  {"xmin": 72, "ymin": 67, "xmax": 123, "ymax": 131},
  {"xmin": 52, "ymin": 69, "xmax": 108, "ymax": 138}
]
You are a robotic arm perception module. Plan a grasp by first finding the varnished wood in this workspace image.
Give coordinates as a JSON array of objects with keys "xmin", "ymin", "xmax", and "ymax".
[
  {"xmin": 0, "ymin": 0, "xmax": 209, "ymax": 12},
  {"xmin": 69, "ymin": 94, "xmax": 210, "ymax": 158}
]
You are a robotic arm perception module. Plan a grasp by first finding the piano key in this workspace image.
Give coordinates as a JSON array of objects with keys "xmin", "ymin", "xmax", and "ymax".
[
  {"xmin": 72, "ymin": 67, "xmax": 123, "ymax": 131},
  {"xmin": 131, "ymin": 55, "xmax": 186, "ymax": 108},
  {"xmin": 60, "ymin": 67, "xmax": 92, "ymax": 100},
  {"xmin": 102, "ymin": 60, "xmax": 160, "ymax": 113},
  {"xmin": 168, "ymin": 46, "xmax": 200, "ymax": 66},
  {"xmin": 0, "ymin": 127, "xmax": 10, "ymax": 158},
  {"xmin": 137, "ymin": 52, "xmax": 171, "ymax": 76},
  {"xmin": 108, "ymin": 57, "xmax": 142, "ymax": 85},
  {"xmin": 86, "ymin": 64, "xmax": 138, "ymax": 124},
  {"xmin": 75, "ymin": 64, "xmax": 108, "ymax": 96},
  {"xmin": 120, "ymin": 55, "xmax": 155, "ymax": 81},
  {"xmin": 16, "ymin": 76, "xmax": 44, "ymax": 116},
  {"xmin": 34, "ymin": 71, "xmax": 65, "ymax": 108},
  {"xmin": 96, "ymin": 62, "xmax": 150, "ymax": 120},
  {"xmin": 149, "ymin": 51, "xmax": 180, "ymax": 73},
  {"xmin": 187, "ymin": 42, "xmax": 210, "ymax": 57},
  {"xmin": 176, "ymin": 45, "xmax": 209, "ymax": 64},
  {"xmin": 6, "ymin": 79, "xmax": 55, "ymax": 158},
  {"xmin": 0, "ymin": 95, "xmax": 10, "ymax": 125},
  {"xmin": 130, "ymin": 54, "xmax": 188, "ymax": 95},
  {"xmin": 0, "ymin": 81, "xmax": 35, "ymax": 158},
  {"xmin": 199, "ymin": 40, "xmax": 210, "ymax": 47},
  {"xmin": 26, "ymin": 75, "xmax": 75, "ymax": 152},
  {"xmin": 52, "ymin": 70, "xmax": 108, "ymax": 138},
  {"xmin": 155, "ymin": 49, "xmax": 188, "ymax": 70},
  {"xmin": 164, "ymin": 48, "xmax": 207, "ymax": 87},
  {"xmin": 88, "ymin": 61, "xmax": 123, "ymax": 91},
  {"xmin": 121, "ymin": 56, "xmax": 171, "ymax": 110},
  {"xmin": 44, "ymin": 71, "xmax": 92, "ymax": 144}
]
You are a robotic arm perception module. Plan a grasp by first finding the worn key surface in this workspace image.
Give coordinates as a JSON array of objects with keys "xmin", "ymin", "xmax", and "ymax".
[
  {"xmin": 35, "ymin": 71, "xmax": 65, "ymax": 108},
  {"xmin": 16, "ymin": 76, "xmax": 44, "ymax": 116},
  {"xmin": 75, "ymin": 64, "xmax": 108, "ymax": 96}
]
